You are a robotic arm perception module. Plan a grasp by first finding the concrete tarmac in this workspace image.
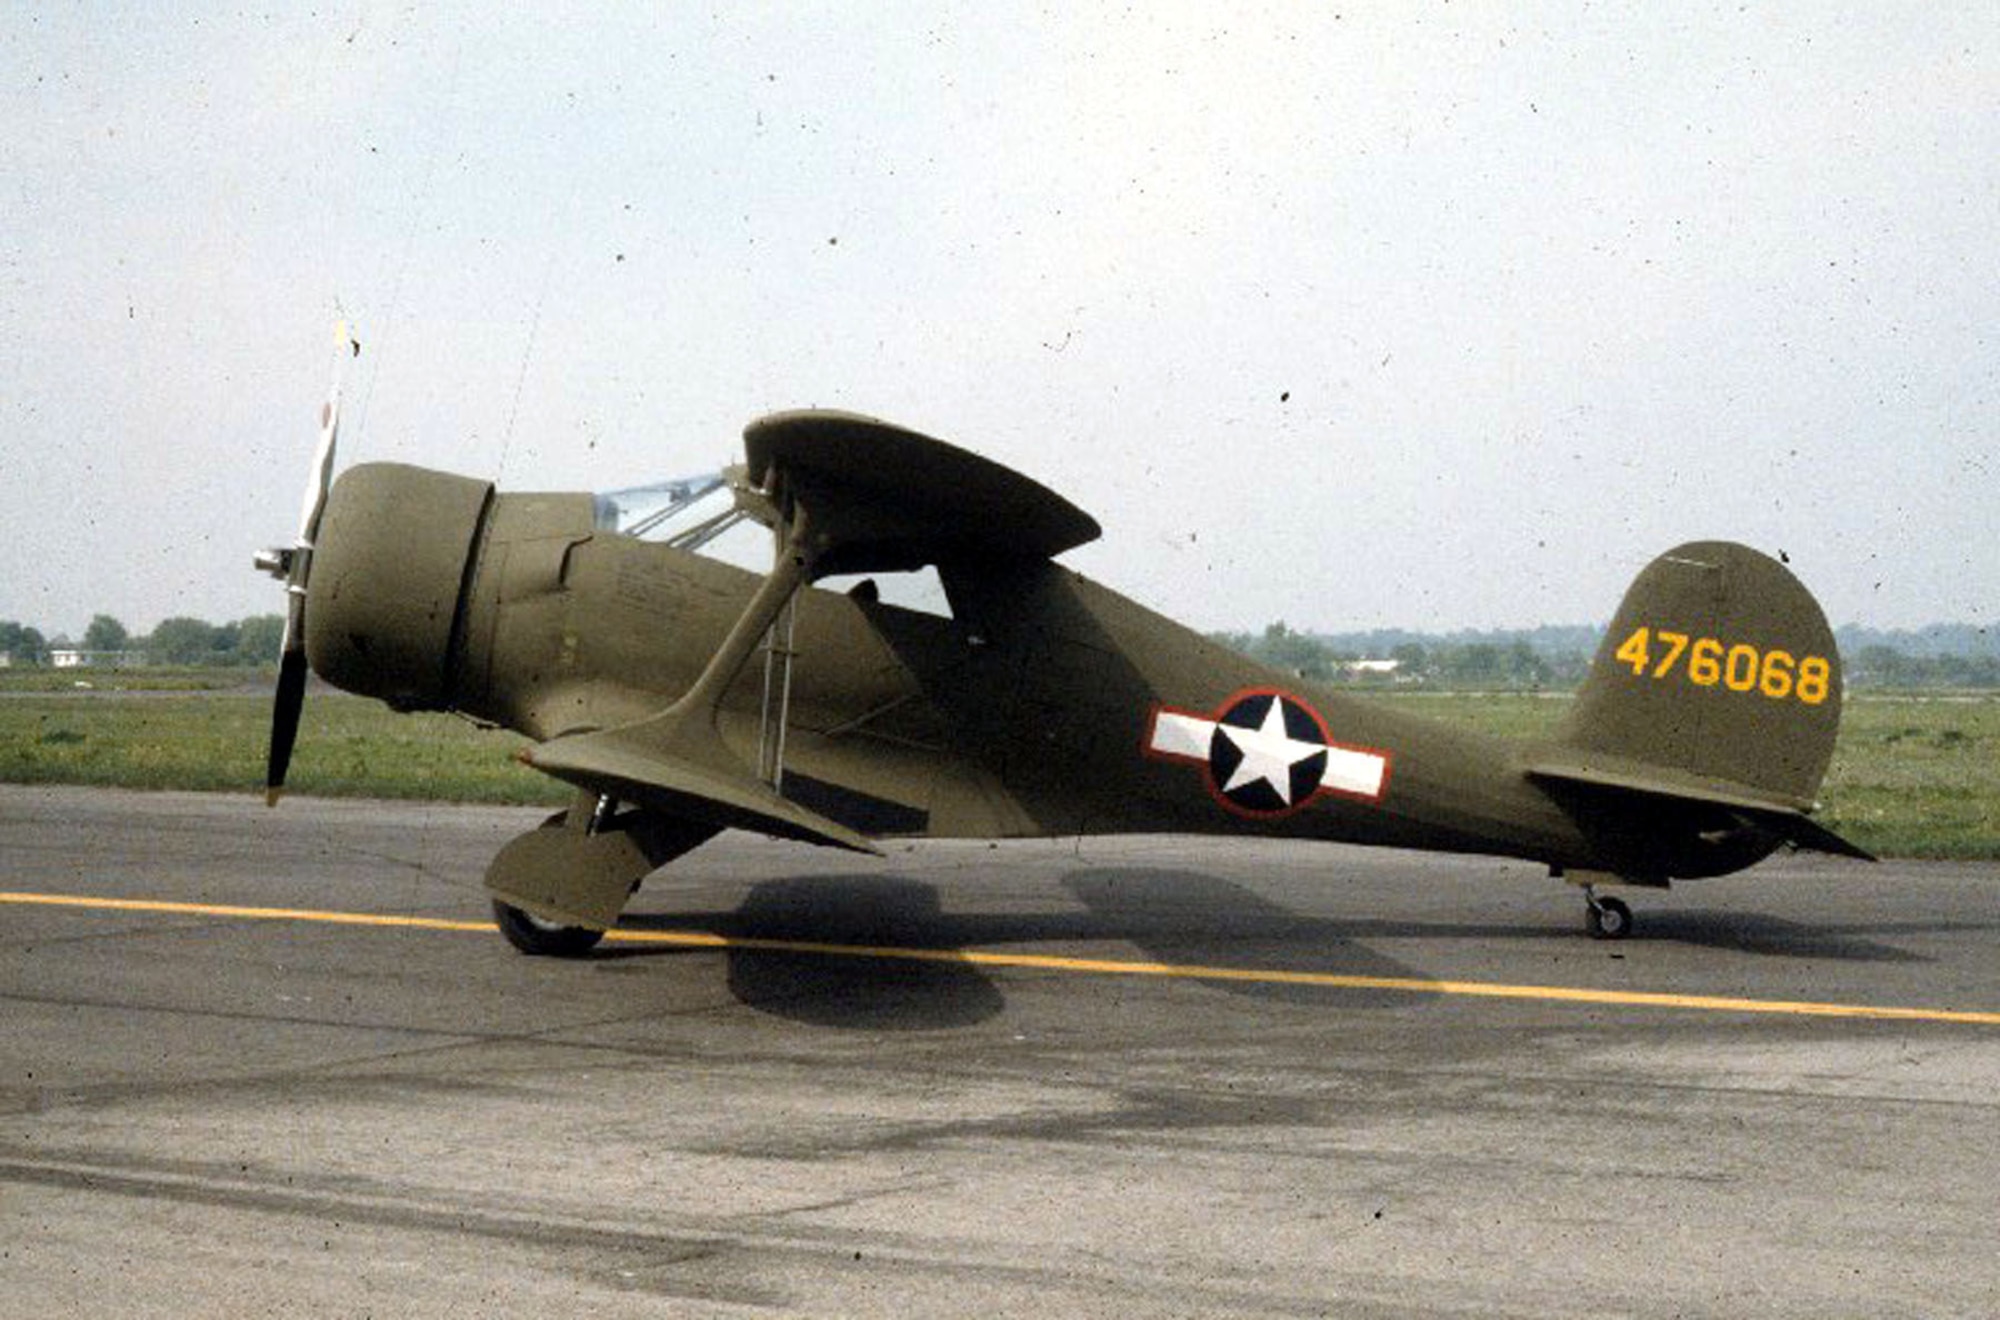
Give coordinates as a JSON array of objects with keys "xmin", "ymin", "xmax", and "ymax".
[{"xmin": 2, "ymin": 784, "xmax": 1997, "ymax": 1317}]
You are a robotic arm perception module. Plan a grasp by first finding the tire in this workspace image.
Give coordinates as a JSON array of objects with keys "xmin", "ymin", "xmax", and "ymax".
[
  {"xmin": 1587, "ymin": 895, "xmax": 1633, "ymax": 941},
  {"xmin": 492, "ymin": 899, "xmax": 606, "ymax": 957}
]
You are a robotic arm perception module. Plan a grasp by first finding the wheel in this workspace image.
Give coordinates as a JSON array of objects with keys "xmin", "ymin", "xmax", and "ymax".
[
  {"xmin": 1586, "ymin": 895, "xmax": 1633, "ymax": 941},
  {"xmin": 492, "ymin": 899, "xmax": 605, "ymax": 957}
]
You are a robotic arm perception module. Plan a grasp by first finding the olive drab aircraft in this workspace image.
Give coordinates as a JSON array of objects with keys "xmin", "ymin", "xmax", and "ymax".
[{"xmin": 259, "ymin": 367, "xmax": 1872, "ymax": 956}]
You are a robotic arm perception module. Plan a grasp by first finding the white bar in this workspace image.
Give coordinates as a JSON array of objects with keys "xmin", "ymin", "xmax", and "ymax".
[
  {"xmin": 1148, "ymin": 711, "xmax": 1215, "ymax": 760},
  {"xmin": 1320, "ymin": 745, "xmax": 1388, "ymax": 799}
]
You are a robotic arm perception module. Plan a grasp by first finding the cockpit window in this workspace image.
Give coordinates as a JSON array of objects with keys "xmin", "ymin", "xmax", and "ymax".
[
  {"xmin": 594, "ymin": 471, "xmax": 956, "ymax": 620},
  {"xmin": 592, "ymin": 473, "xmax": 728, "ymax": 540},
  {"xmin": 593, "ymin": 468, "xmax": 785, "ymax": 582}
]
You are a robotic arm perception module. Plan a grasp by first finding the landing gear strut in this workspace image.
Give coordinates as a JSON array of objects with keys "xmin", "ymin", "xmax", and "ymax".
[
  {"xmin": 1583, "ymin": 887, "xmax": 1633, "ymax": 941},
  {"xmin": 484, "ymin": 796, "xmax": 718, "ymax": 957}
]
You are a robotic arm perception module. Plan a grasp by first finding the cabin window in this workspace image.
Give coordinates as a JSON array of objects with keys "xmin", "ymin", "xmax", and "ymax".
[
  {"xmin": 595, "ymin": 473, "xmax": 956, "ymax": 619},
  {"xmin": 592, "ymin": 474, "xmax": 727, "ymax": 538},
  {"xmin": 817, "ymin": 567, "xmax": 954, "ymax": 620}
]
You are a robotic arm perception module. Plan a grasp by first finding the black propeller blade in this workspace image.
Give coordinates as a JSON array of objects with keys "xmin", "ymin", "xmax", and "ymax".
[{"xmin": 266, "ymin": 648, "xmax": 310, "ymax": 806}]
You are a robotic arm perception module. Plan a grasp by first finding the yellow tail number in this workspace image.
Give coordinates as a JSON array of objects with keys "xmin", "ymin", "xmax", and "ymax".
[{"xmin": 1613, "ymin": 627, "xmax": 1829, "ymax": 705}]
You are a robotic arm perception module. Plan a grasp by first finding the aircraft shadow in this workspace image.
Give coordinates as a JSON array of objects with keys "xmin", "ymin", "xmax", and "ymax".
[
  {"xmin": 614, "ymin": 866, "xmax": 1469, "ymax": 1026},
  {"xmin": 614, "ymin": 874, "xmax": 1007, "ymax": 1030},
  {"xmin": 610, "ymin": 862, "xmax": 1944, "ymax": 1028},
  {"xmin": 724, "ymin": 875, "xmax": 1005, "ymax": 1030},
  {"xmin": 1630, "ymin": 908, "xmax": 1938, "ymax": 962},
  {"xmin": 1060, "ymin": 868, "xmax": 1442, "ymax": 1007}
]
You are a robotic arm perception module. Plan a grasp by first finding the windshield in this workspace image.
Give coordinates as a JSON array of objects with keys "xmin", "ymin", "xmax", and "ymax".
[{"xmin": 592, "ymin": 473, "xmax": 728, "ymax": 540}]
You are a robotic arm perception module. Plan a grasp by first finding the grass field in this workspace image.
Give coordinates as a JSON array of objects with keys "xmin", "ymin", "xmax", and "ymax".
[
  {"xmin": 0, "ymin": 668, "xmax": 245, "ymax": 693},
  {"xmin": 1, "ymin": 680, "xmax": 1994, "ymax": 858},
  {"xmin": 0, "ymin": 689, "xmax": 567, "ymax": 806}
]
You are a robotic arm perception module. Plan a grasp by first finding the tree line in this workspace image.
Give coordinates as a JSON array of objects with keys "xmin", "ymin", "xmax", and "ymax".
[
  {"xmin": 4, "ymin": 610, "xmax": 1993, "ymax": 689},
  {"xmin": 1210, "ymin": 623, "xmax": 1590, "ymax": 689},
  {"xmin": 1846, "ymin": 645, "xmax": 2000, "ymax": 690},
  {"xmin": 1213, "ymin": 622, "xmax": 2000, "ymax": 691},
  {"xmin": 0, "ymin": 614, "xmax": 285, "ymax": 668}
]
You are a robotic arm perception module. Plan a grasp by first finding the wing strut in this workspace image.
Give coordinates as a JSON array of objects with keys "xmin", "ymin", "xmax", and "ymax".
[
  {"xmin": 676, "ymin": 501, "xmax": 815, "ymax": 723},
  {"xmin": 757, "ymin": 591, "xmax": 800, "ymax": 793},
  {"xmin": 524, "ymin": 501, "xmax": 880, "ymax": 853}
]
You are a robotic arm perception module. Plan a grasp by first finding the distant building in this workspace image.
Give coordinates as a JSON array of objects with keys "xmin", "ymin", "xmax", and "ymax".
[
  {"xmin": 49, "ymin": 649, "xmax": 145, "ymax": 669},
  {"xmin": 1340, "ymin": 658, "xmax": 1402, "ymax": 678}
]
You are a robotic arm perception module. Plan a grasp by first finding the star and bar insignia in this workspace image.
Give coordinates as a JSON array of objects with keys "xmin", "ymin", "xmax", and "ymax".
[{"xmin": 1144, "ymin": 689, "xmax": 1391, "ymax": 819}]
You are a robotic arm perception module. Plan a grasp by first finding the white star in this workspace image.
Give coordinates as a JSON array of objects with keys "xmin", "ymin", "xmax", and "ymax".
[{"xmin": 1217, "ymin": 698, "xmax": 1325, "ymax": 804}]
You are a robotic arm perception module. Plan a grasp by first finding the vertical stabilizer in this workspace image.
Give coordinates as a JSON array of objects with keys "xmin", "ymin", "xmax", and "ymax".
[{"xmin": 1554, "ymin": 541, "xmax": 1843, "ymax": 810}]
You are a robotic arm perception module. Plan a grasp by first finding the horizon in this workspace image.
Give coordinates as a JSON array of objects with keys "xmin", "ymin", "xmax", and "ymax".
[{"xmin": 11, "ymin": 606, "xmax": 1992, "ymax": 652}]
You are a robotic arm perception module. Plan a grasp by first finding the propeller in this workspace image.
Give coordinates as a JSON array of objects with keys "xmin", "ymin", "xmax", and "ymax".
[{"xmin": 256, "ymin": 326, "xmax": 358, "ymax": 805}]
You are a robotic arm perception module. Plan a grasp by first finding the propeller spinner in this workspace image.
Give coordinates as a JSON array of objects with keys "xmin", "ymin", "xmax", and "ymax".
[{"xmin": 256, "ymin": 330, "xmax": 357, "ymax": 805}]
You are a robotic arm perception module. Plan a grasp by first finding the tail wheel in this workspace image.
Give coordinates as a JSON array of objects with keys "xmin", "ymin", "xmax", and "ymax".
[
  {"xmin": 1585, "ymin": 894, "xmax": 1634, "ymax": 940},
  {"xmin": 491, "ymin": 900, "xmax": 606, "ymax": 957}
]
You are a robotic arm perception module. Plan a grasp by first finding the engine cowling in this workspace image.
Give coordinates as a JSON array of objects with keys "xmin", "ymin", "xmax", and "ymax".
[{"xmin": 305, "ymin": 462, "xmax": 493, "ymax": 711}]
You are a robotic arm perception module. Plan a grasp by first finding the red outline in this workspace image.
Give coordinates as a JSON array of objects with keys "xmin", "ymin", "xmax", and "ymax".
[{"xmin": 1142, "ymin": 687, "xmax": 1394, "ymax": 820}]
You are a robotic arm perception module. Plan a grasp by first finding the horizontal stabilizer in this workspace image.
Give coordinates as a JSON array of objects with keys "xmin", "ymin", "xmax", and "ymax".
[
  {"xmin": 1526, "ymin": 754, "xmax": 1876, "ymax": 862},
  {"xmin": 526, "ymin": 732, "xmax": 882, "ymax": 856}
]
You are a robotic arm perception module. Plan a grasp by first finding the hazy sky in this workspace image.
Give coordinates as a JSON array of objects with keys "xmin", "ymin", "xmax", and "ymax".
[{"xmin": 4, "ymin": 4, "xmax": 1994, "ymax": 640}]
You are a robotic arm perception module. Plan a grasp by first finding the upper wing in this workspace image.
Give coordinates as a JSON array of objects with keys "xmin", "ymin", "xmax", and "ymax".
[{"xmin": 743, "ymin": 410, "xmax": 1101, "ymax": 577}]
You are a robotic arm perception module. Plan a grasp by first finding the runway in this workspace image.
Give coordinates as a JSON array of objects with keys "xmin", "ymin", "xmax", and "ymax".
[{"xmin": 3, "ymin": 785, "xmax": 1997, "ymax": 1316}]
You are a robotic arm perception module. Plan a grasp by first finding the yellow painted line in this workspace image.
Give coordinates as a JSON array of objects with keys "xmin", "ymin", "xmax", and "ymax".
[
  {"xmin": 5, "ymin": 889, "xmax": 1999, "ymax": 1027},
  {"xmin": 0, "ymin": 890, "xmax": 493, "ymax": 935}
]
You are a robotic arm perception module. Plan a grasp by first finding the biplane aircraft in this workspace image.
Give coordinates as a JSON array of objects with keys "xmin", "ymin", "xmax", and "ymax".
[{"xmin": 259, "ymin": 394, "xmax": 1872, "ymax": 955}]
